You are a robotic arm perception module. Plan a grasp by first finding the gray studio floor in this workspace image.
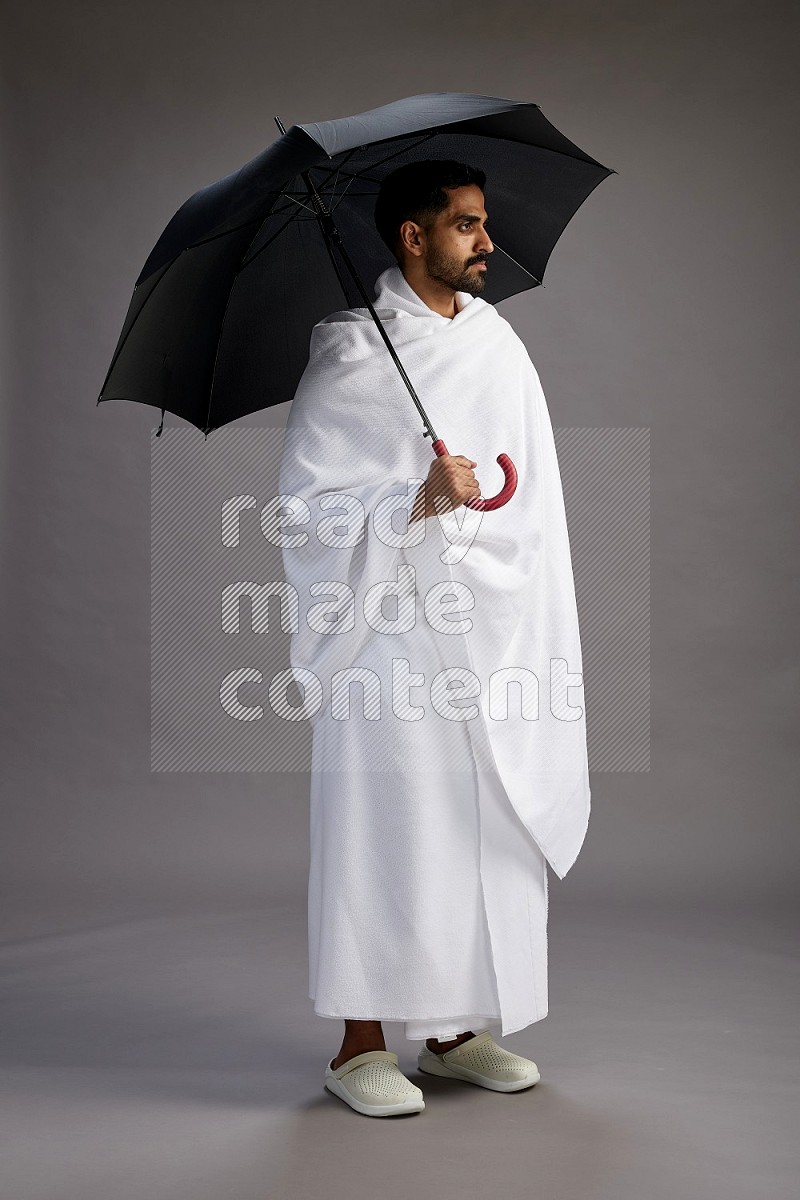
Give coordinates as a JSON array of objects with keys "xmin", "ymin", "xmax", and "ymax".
[{"xmin": 1, "ymin": 895, "xmax": 796, "ymax": 1200}]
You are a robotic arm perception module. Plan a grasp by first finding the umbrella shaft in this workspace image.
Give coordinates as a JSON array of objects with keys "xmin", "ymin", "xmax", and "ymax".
[{"xmin": 300, "ymin": 168, "xmax": 439, "ymax": 444}]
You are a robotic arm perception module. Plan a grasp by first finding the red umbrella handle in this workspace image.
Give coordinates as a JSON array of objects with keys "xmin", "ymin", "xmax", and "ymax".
[{"xmin": 431, "ymin": 439, "xmax": 518, "ymax": 512}]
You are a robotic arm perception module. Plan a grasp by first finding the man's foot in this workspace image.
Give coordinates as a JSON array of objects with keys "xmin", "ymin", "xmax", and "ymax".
[
  {"xmin": 418, "ymin": 1030, "xmax": 541, "ymax": 1092},
  {"xmin": 325, "ymin": 1051, "xmax": 425, "ymax": 1117},
  {"xmin": 425, "ymin": 1030, "xmax": 477, "ymax": 1056}
]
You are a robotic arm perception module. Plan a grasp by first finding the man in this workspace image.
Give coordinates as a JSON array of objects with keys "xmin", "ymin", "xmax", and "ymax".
[{"xmin": 278, "ymin": 160, "xmax": 590, "ymax": 1117}]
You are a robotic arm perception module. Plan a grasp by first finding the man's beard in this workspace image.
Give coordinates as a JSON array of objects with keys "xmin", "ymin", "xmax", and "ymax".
[{"xmin": 424, "ymin": 245, "xmax": 487, "ymax": 295}]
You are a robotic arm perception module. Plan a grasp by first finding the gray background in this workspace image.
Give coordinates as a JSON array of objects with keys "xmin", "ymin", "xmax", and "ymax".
[{"xmin": 2, "ymin": 2, "xmax": 798, "ymax": 1198}]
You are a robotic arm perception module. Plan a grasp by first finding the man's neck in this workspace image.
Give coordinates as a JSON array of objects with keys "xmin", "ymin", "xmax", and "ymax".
[{"xmin": 399, "ymin": 267, "xmax": 459, "ymax": 319}]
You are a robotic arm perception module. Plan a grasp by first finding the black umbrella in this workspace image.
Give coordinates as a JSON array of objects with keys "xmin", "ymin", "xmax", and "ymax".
[{"xmin": 98, "ymin": 92, "xmax": 615, "ymax": 509}]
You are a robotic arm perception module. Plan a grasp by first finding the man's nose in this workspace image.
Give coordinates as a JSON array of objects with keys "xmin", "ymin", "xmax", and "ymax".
[{"xmin": 476, "ymin": 230, "xmax": 493, "ymax": 253}]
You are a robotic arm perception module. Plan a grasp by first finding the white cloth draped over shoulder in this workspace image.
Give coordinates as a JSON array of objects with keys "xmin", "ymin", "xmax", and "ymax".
[{"xmin": 277, "ymin": 265, "xmax": 590, "ymax": 1037}]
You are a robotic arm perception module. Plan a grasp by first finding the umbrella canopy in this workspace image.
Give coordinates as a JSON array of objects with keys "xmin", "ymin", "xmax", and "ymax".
[{"xmin": 97, "ymin": 92, "xmax": 615, "ymax": 436}]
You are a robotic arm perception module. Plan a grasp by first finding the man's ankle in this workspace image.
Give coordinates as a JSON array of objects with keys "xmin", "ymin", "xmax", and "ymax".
[
  {"xmin": 331, "ymin": 1019, "xmax": 387, "ymax": 1070},
  {"xmin": 332, "ymin": 1039, "xmax": 386, "ymax": 1069}
]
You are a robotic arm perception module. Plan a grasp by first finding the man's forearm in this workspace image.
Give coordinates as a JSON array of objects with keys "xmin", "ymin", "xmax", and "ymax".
[{"xmin": 410, "ymin": 481, "xmax": 431, "ymax": 524}]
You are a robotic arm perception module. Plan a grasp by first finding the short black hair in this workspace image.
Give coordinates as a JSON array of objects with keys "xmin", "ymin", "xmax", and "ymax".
[{"xmin": 374, "ymin": 159, "xmax": 487, "ymax": 260}]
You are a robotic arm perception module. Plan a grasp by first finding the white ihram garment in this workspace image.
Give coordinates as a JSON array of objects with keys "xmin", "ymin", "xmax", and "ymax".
[{"xmin": 277, "ymin": 265, "xmax": 590, "ymax": 1039}]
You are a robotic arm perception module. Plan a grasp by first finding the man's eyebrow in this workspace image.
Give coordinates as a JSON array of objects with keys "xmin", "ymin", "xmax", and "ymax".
[{"xmin": 451, "ymin": 213, "xmax": 488, "ymax": 223}]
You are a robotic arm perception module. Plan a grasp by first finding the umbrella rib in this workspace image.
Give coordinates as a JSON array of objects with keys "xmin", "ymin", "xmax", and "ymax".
[
  {"xmin": 268, "ymin": 198, "xmax": 316, "ymax": 219},
  {"xmin": 238, "ymin": 205, "xmax": 307, "ymax": 271},
  {"xmin": 308, "ymin": 131, "xmax": 440, "ymax": 193},
  {"xmin": 203, "ymin": 205, "xmax": 308, "ymax": 433},
  {"xmin": 311, "ymin": 147, "xmax": 360, "ymax": 204},
  {"xmin": 97, "ymin": 260, "xmax": 174, "ymax": 404},
  {"xmin": 282, "ymin": 193, "xmax": 317, "ymax": 215},
  {"xmin": 491, "ymin": 239, "xmax": 543, "ymax": 285},
  {"xmin": 346, "ymin": 131, "xmax": 439, "ymax": 177},
  {"xmin": 327, "ymin": 173, "xmax": 360, "ymax": 215},
  {"xmin": 312, "ymin": 191, "xmax": 384, "ymax": 197},
  {"xmin": 302, "ymin": 147, "xmax": 359, "ymax": 198},
  {"xmin": 101, "ymin": 211, "xmax": 271, "ymax": 402},
  {"xmin": 326, "ymin": 160, "xmax": 352, "ymax": 209},
  {"xmin": 186, "ymin": 212, "xmax": 268, "ymax": 250}
]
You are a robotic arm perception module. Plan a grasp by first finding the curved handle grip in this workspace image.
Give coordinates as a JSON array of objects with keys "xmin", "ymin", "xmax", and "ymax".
[{"xmin": 431, "ymin": 439, "xmax": 518, "ymax": 512}]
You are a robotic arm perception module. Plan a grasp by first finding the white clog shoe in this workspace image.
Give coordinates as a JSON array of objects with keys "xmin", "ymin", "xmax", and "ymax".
[
  {"xmin": 324, "ymin": 1049, "xmax": 425, "ymax": 1117},
  {"xmin": 417, "ymin": 1030, "xmax": 541, "ymax": 1092}
]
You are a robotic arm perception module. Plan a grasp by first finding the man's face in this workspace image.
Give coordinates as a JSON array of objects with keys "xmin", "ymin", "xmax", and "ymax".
[{"xmin": 415, "ymin": 184, "xmax": 494, "ymax": 295}]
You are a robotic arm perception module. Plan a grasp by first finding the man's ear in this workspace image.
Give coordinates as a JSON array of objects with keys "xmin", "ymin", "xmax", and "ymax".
[{"xmin": 399, "ymin": 220, "xmax": 424, "ymax": 259}]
